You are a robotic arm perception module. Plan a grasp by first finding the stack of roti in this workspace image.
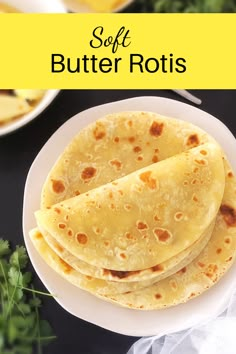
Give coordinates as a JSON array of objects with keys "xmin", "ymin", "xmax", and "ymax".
[{"xmin": 30, "ymin": 111, "xmax": 236, "ymax": 310}]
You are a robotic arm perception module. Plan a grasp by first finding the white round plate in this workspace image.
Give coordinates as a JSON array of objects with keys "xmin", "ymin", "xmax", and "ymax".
[
  {"xmin": 0, "ymin": 90, "xmax": 60, "ymax": 136},
  {"xmin": 23, "ymin": 96, "xmax": 236, "ymax": 337}
]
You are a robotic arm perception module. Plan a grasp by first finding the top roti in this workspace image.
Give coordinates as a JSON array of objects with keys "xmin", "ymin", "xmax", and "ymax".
[{"xmin": 41, "ymin": 111, "xmax": 217, "ymax": 209}]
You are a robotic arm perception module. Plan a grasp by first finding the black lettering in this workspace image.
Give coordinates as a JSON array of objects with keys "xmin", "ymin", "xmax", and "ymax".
[
  {"xmin": 51, "ymin": 54, "xmax": 65, "ymax": 73},
  {"xmin": 130, "ymin": 54, "xmax": 144, "ymax": 73},
  {"xmin": 145, "ymin": 58, "xmax": 159, "ymax": 73},
  {"xmin": 175, "ymin": 58, "xmax": 187, "ymax": 73},
  {"xmin": 90, "ymin": 26, "xmax": 103, "ymax": 49}
]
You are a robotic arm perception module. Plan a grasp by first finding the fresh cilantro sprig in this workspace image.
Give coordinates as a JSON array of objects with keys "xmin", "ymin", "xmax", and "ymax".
[{"xmin": 0, "ymin": 239, "xmax": 56, "ymax": 354}]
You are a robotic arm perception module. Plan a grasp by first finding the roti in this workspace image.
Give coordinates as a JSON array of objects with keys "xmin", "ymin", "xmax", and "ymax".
[{"xmin": 35, "ymin": 143, "xmax": 224, "ymax": 271}]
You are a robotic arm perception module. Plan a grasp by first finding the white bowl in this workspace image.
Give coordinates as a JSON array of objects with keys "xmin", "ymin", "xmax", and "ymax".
[
  {"xmin": 0, "ymin": 90, "xmax": 60, "ymax": 136},
  {"xmin": 23, "ymin": 96, "xmax": 236, "ymax": 336},
  {"xmin": 63, "ymin": 0, "xmax": 133, "ymax": 13},
  {"xmin": 4, "ymin": 0, "xmax": 66, "ymax": 13}
]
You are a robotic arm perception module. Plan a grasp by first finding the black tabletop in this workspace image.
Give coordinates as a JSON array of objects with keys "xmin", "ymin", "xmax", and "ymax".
[{"xmin": 1, "ymin": 90, "xmax": 236, "ymax": 354}]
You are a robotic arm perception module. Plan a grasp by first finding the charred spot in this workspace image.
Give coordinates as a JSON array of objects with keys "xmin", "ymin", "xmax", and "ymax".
[
  {"xmin": 216, "ymin": 248, "xmax": 222, "ymax": 254},
  {"xmin": 197, "ymin": 261, "xmax": 205, "ymax": 268},
  {"xmin": 228, "ymin": 171, "xmax": 233, "ymax": 178},
  {"xmin": 224, "ymin": 237, "xmax": 231, "ymax": 244},
  {"xmin": 52, "ymin": 179, "xmax": 65, "ymax": 194},
  {"xmin": 181, "ymin": 267, "xmax": 187, "ymax": 273},
  {"xmin": 152, "ymin": 264, "xmax": 164, "ymax": 272},
  {"xmin": 58, "ymin": 223, "xmax": 66, "ymax": 229},
  {"xmin": 139, "ymin": 171, "xmax": 157, "ymax": 190},
  {"xmin": 133, "ymin": 146, "xmax": 142, "ymax": 153},
  {"xmin": 226, "ymin": 256, "xmax": 233, "ymax": 262},
  {"xmin": 137, "ymin": 221, "xmax": 148, "ymax": 230},
  {"xmin": 76, "ymin": 233, "xmax": 88, "ymax": 245},
  {"xmin": 190, "ymin": 292, "xmax": 196, "ymax": 297},
  {"xmin": 220, "ymin": 204, "xmax": 236, "ymax": 227},
  {"xmin": 152, "ymin": 155, "xmax": 158, "ymax": 163},
  {"xmin": 110, "ymin": 159, "xmax": 122, "ymax": 170},
  {"xmin": 155, "ymin": 293, "xmax": 162, "ymax": 299},
  {"xmin": 128, "ymin": 136, "xmax": 135, "ymax": 143},
  {"xmin": 109, "ymin": 270, "xmax": 139, "ymax": 279},
  {"xmin": 54, "ymin": 207, "xmax": 61, "ymax": 214},
  {"xmin": 154, "ymin": 228, "xmax": 171, "ymax": 242},
  {"xmin": 114, "ymin": 136, "xmax": 119, "ymax": 143},
  {"xmin": 81, "ymin": 167, "xmax": 96, "ymax": 180},
  {"xmin": 186, "ymin": 134, "xmax": 199, "ymax": 147},
  {"xmin": 93, "ymin": 124, "xmax": 106, "ymax": 140},
  {"xmin": 149, "ymin": 121, "xmax": 164, "ymax": 137},
  {"xmin": 67, "ymin": 229, "xmax": 73, "ymax": 237}
]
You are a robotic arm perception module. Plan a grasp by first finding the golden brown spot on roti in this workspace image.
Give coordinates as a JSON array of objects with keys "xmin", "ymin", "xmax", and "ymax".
[
  {"xmin": 198, "ymin": 261, "xmax": 205, "ymax": 268},
  {"xmin": 76, "ymin": 233, "xmax": 88, "ymax": 245},
  {"xmin": 194, "ymin": 167, "xmax": 199, "ymax": 173},
  {"xmin": 191, "ymin": 179, "xmax": 198, "ymax": 185},
  {"xmin": 190, "ymin": 292, "xmax": 196, "ymax": 297},
  {"xmin": 46, "ymin": 206, "xmax": 51, "ymax": 209},
  {"xmin": 193, "ymin": 195, "xmax": 199, "ymax": 202},
  {"xmin": 170, "ymin": 280, "xmax": 177, "ymax": 290},
  {"xmin": 175, "ymin": 212, "xmax": 183, "ymax": 221},
  {"xmin": 110, "ymin": 203, "xmax": 115, "ymax": 210},
  {"xmin": 154, "ymin": 148, "xmax": 159, "ymax": 153},
  {"xmin": 154, "ymin": 228, "xmax": 171, "ymax": 242},
  {"xmin": 183, "ymin": 180, "xmax": 189, "ymax": 186},
  {"xmin": 216, "ymin": 248, "xmax": 222, "ymax": 254},
  {"xmin": 110, "ymin": 159, "xmax": 122, "ymax": 170},
  {"xmin": 152, "ymin": 155, "xmax": 158, "ymax": 163},
  {"xmin": 118, "ymin": 190, "xmax": 123, "ymax": 196},
  {"xmin": 52, "ymin": 179, "xmax": 65, "ymax": 194},
  {"xmin": 59, "ymin": 258, "xmax": 73, "ymax": 274},
  {"xmin": 109, "ymin": 270, "xmax": 139, "ymax": 279},
  {"xmin": 128, "ymin": 120, "xmax": 133, "ymax": 127},
  {"xmin": 180, "ymin": 267, "xmax": 187, "ymax": 273},
  {"xmin": 137, "ymin": 221, "xmax": 148, "ymax": 230},
  {"xmin": 112, "ymin": 181, "xmax": 118, "ymax": 186},
  {"xmin": 152, "ymin": 264, "xmax": 164, "ymax": 272},
  {"xmin": 154, "ymin": 215, "xmax": 160, "ymax": 221},
  {"xmin": 150, "ymin": 121, "xmax": 164, "ymax": 137},
  {"xmin": 195, "ymin": 159, "xmax": 207, "ymax": 165},
  {"xmin": 205, "ymin": 264, "xmax": 218, "ymax": 279},
  {"xmin": 224, "ymin": 237, "xmax": 231, "ymax": 244},
  {"xmin": 67, "ymin": 229, "xmax": 73, "ymax": 237},
  {"xmin": 65, "ymin": 215, "xmax": 69, "ymax": 221},
  {"xmin": 137, "ymin": 156, "xmax": 143, "ymax": 161},
  {"xmin": 54, "ymin": 207, "xmax": 61, "ymax": 214},
  {"xmin": 58, "ymin": 223, "xmax": 66, "ymax": 229},
  {"xmin": 35, "ymin": 231, "xmax": 43, "ymax": 239},
  {"xmin": 120, "ymin": 253, "xmax": 126, "ymax": 259},
  {"xmin": 200, "ymin": 149, "xmax": 207, "ymax": 155},
  {"xmin": 124, "ymin": 204, "xmax": 132, "ymax": 211},
  {"xmin": 93, "ymin": 123, "xmax": 106, "ymax": 140},
  {"xmin": 228, "ymin": 171, "xmax": 233, "ymax": 178},
  {"xmin": 155, "ymin": 293, "xmax": 162, "ymax": 299},
  {"xmin": 128, "ymin": 136, "xmax": 135, "ymax": 143},
  {"xmin": 133, "ymin": 146, "xmax": 142, "ymax": 153},
  {"xmin": 74, "ymin": 190, "xmax": 81, "ymax": 196},
  {"xmin": 55, "ymin": 243, "xmax": 64, "ymax": 253},
  {"xmin": 187, "ymin": 134, "xmax": 199, "ymax": 146},
  {"xmin": 220, "ymin": 204, "xmax": 236, "ymax": 227},
  {"xmin": 86, "ymin": 276, "xmax": 92, "ymax": 280},
  {"xmin": 226, "ymin": 256, "xmax": 233, "ymax": 262},
  {"xmin": 104, "ymin": 241, "xmax": 110, "ymax": 246},
  {"xmin": 114, "ymin": 136, "xmax": 119, "ymax": 143},
  {"xmin": 109, "ymin": 192, "xmax": 113, "ymax": 199},
  {"xmin": 139, "ymin": 171, "xmax": 157, "ymax": 190},
  {"xmin": 125, "ymin": 232, "xmax": 134, "ymax": 240},
  {"xmin": 81, "ymin": 167, "xmax": 96, "ymax": 180}
]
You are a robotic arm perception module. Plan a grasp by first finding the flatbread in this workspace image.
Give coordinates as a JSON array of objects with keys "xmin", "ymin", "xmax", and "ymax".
[
  {"xmin": 41, "ymin": 112, "xmax": 217, "ymax": 209},
  {"xmin": 35, "ymin": 143, "xmax": 224, "ymax": 271},
  {"xmin": 99, "ymin": 160, "xmax": 236, "ymax": 309},
  {"xmin": 39, "ymin": 220, "xmax": 215, "ymax": 282},
  {"xmin": 29, "ymin": 221, "xmax": 214, "ymax": 295}
]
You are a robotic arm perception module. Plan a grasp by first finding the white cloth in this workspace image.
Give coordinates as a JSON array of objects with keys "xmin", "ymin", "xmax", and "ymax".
[{"xmin": 127, "ymin": 291, "xmax": 236, "ymax": 354}]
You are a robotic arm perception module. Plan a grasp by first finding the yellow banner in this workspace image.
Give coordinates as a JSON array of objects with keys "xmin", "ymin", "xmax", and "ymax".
[{"xmin": 0, "ymin": 14, "xmax": 235, "ymax": 89}]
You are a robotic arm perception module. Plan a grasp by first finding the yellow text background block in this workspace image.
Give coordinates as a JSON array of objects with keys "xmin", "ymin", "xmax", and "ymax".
[{"xmin": 0, "ymin": 14, "xmax": 235, "ymax": 89}]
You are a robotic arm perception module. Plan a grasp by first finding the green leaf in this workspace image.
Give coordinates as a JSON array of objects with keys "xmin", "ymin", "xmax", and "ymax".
[
  {"xmin": 0, "ymin": 239, "xmax": 10, "ymax": 257},
  {"xmin": 10, "ymin": 247, "xmax": 28, "ymax": 270}
]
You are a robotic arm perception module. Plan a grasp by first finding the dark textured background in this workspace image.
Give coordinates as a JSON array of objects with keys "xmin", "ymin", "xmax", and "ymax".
[{"xmin": 0, "ymin": 90, "xmax": 236, "ymax": 354}]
